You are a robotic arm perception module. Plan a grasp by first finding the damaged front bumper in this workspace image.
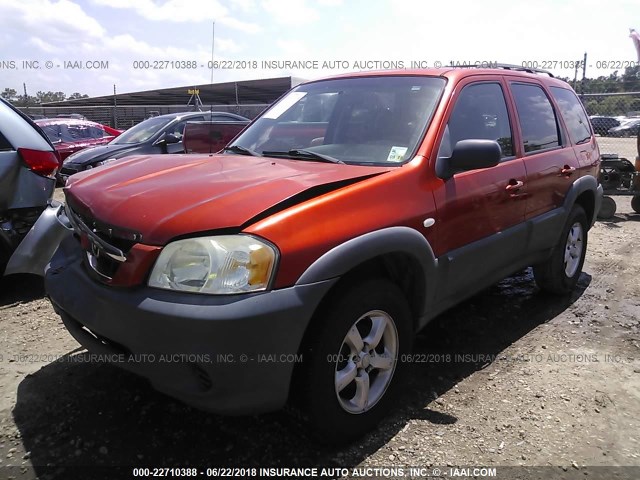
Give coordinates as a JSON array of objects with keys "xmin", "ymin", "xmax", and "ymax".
[{"xmin": 4, "ymin": 201, "xmax": 73, "ymax": 276}]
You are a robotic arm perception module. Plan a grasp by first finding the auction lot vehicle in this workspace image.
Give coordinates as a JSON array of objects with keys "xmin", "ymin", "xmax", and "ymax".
[
  {"xmin": 57, "ymin": 111, "xmax": 249, "ymax": 184},
  {"xmin": 607, "ymin": 118, "xmax": 640, "ymax": 137},
  {"xmin": 35, "ymin": 118, "xmax": 122, "ymax": 161},
  {"xmin": 182, "ymin": 119, "xmax": 250, "ymax": 154},
  {"xmin": 46, "ymin": 66, "xmax": 602, "ymax": 442},
  {"xmin": 589, "ymin": 115, "xmax": 620, "ymax": 136},
  {"xmin": 0, "ymin": 99, "xmax": 62, "ymax": 276}
]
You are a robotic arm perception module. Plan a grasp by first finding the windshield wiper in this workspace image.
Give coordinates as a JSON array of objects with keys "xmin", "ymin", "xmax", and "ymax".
[
  {"xmin": 262, "ymin": 149, "xmax": 344, "ymax": 164},
  {"xmin": 224, "ymin": 145, "xmax": 262, "ymax": 157}
]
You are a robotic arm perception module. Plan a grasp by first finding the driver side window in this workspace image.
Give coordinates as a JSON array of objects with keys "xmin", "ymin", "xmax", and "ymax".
[
  {"xmin": 167, "ymin": 117, "xmax": 204, "ymax": 140},
  {"xmin": 438, "ymin": 82, "xmax": 513, "ymax": 159}
]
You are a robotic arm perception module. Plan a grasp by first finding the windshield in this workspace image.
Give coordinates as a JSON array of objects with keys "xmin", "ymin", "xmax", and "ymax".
[
  {"xmin": 112, "ymin": 116, "xmax": 171, "ymax": 144},
  {"xmin": 228, "ymin": 76, "xmax": 445, "ymax": 165}
]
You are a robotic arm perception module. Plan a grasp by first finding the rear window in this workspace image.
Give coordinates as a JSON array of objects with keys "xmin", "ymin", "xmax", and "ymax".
[
  {"xmin": 511, "ymin": 83, "xmax": 561, "ymax": 153},
  {"xmin": 0, "ymin": 131, "xmax": 12, "ymax": 151},
  {"xmin": 550, "ymin": 87, "xmax": 591, "ymax": 144}
]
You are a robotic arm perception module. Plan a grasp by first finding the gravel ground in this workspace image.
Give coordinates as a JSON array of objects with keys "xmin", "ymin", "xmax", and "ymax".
[{"xmin": 0, "ymin": 193, "xmax": 639, "ymax": 480}]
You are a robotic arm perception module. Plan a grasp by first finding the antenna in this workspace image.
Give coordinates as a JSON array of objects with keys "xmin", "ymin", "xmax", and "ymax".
[{"xmin": 210, "ymin": 21, "xmax": 215, "ymax": 84}]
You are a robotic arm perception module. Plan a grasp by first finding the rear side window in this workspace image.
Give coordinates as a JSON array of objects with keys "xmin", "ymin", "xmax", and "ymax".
[
  {"xmin": 88, "ymin": 126, "xmax": 107, "ymax": 138},
  {"xmin": 0, "ymin": 131, "xmax": 12, "ymax": 151},
  {"xmin": 511, "ymin": 83, "xmax": 560, "ymax": 153},
  {"xmin": 438, "ymin": 82, "xmax": 513, "ymax": 158},
  {"xmin": 550, "ymin": 87, "xmax": 591, "ymax": 144}
]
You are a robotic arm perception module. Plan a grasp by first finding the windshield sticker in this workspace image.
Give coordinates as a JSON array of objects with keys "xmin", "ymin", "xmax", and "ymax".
[
  {"xmin": 387, "ymin": 146, "xmax": 408, "ymax": 163},
  {"xmin": 263, "ymin": 92, "xmax": 308, "ymax": 119}
]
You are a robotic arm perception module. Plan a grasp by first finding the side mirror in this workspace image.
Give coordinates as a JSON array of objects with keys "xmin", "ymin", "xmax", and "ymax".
[
  {"xmin": 153, "ymin": 132, "xmax": 180, "ymax": 153},
  {"xmin": 164, "ymin": 133, "xmax": 180, "ymax": 144},
  {"xmin": 435, "ymin": 139, "xmax": 501, "ymax": 180}
]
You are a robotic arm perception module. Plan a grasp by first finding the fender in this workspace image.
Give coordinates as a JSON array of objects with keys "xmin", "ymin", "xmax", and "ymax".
[
  {"xmin": 564, "ymin": 174, "xmax": 602, "ymax": 227},
  {"xmin": 4, "ymin": 202, "xmax": 73, "ymax": 276},
  {"xmin": 296, "ymin": 226, "xmax": 438, "ymax": 319}
]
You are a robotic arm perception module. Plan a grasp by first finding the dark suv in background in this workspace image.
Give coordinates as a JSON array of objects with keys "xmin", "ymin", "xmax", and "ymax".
[
  {"xmin": 58, "ymin": 111, "xmax": 249, "ymax": 183},
  {"xmin": 0, "ymin": 99, "xmax": 60, "ymax": 276},
  {"xmin": 589, "ymin": 115, "xmax": 620, "ymax": 136}
]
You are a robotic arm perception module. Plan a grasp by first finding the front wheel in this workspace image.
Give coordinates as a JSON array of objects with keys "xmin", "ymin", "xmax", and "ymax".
[
  {"xmin": 631, "ymin": 195, "xmax": 640, "ymax": 214},
  {"xmin": 533, "ymin": 205, "xmax": 588, "ymax": 294},
  {"xmin": 297, "ymin": 278, "xmax": 413, "ymax": 443}
]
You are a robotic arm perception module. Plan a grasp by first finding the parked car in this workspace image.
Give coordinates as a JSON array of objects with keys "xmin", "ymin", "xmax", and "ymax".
[
  {"xmin": 607, "ymin": 118, "xmax": 640, "ymax": 137},
  {"xmin": 56, "ymin": 113, "xmax": 87, "ymax": 120},
  {"xmin": 45, "ymin": 67, "xmax": 602, "ymax": 443},
  {"xmin": 35, "ymin": 118, "xmax": 122, "ymax": 161},
  {"xmin": 0, "ymin": 99, "xmax": 60, "ymax": 276},
  {"xmin": 589, "ymin": 115, "xmax": 620, "ymax": 135},
  {"xmin": 57, "ymin": 111, "xmax": 249, "ymax": 184},
  {"xmin": 182, "ymin": 119, "xmax": 250, "ymax": 154}
]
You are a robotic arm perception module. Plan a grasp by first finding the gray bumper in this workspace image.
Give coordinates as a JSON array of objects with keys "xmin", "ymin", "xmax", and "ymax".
[
  {"xmin": 4, "ymin": 201, "xmax": 73, "ymax": 276},
  {"xmin": 45, "ymin": 236, "xmax": 337, "ymax": 414}
]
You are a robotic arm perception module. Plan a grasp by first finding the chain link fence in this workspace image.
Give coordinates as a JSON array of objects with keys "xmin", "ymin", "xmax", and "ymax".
[
  {"xmin": 17, "ymin": 103, "xmax": 270, "ymax": 130},
  {"xmin": 581, "ymin": 92, "xmax": 640, "ymax": 161}
]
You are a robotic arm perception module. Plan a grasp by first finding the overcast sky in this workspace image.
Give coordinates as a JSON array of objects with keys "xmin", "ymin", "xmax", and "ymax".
[{"xmin": 0, "ymin": 0, "xmax": 638, "ymax": 99}]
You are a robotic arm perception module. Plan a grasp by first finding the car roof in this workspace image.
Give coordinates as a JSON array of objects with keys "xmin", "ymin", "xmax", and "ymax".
[
  {"xmin": 0, "ymin": 98, "xmax": 55, "ymax": 151},
  {"xmin": 35, "ymin": 118, "xmax": 103, "ymax": 127},
  {"xmin": 149, "ymin": 111, "xmax": 248, "ymax": 121},
  {"xmin": 301, "ymin": 66, "xmax": 571, "ymax": 89}
]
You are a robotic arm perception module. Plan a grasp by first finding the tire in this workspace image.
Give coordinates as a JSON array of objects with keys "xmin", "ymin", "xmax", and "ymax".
[
  {"xmin": 297, "ymin": 278, "xmax": 413, "ymax": 444},
  {"xmin": 0, "ymin": 244, "xmax": 10, "ymax": 278},
  {"xmin": 632, "ymin": 195, "xmax": 640, "ymax": 214},
  {"xmin": 597, "ymin": 196, "xmax": 616, "ymax": 219},
  {"xmin": 533, "ymin": 205, "xmax": 588, "ymax": 295}
]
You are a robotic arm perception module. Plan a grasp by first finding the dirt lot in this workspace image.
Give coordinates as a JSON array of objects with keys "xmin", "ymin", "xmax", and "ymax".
[{"xmin": 0, "ymin": 193, "xmax": 639, "ymax": 480}]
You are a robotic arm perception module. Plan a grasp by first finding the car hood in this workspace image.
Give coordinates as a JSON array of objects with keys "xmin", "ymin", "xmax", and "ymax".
[
  {"xmin": 65, "ymin": 154, "xmax": 390, "ymax": 245},
  {"xmin": 63, "ymin": 143, "xmax": 140, "ymax": 165}
]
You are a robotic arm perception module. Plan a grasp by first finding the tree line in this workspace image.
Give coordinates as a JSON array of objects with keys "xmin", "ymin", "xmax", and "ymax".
[{"xmin": 0, "ymin": 88, "xmax": 89, "ymax": 106}]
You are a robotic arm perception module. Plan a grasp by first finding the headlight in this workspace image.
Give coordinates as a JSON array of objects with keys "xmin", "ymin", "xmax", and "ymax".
[
  {"xmin": 148, "ymin": 235, "xmax": 277, "ymax": 294},
  {"xmin": 95, "ymin": 158, "xmax": 117, "ymax": 167}
]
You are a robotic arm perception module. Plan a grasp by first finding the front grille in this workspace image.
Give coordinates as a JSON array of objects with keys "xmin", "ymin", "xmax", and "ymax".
[{"xmin": 65, "ymin": 203, "xmax": 141, "ymax": 282}]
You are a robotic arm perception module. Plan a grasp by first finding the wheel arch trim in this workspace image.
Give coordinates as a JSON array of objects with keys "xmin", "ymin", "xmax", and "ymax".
[
  {"xmin": 564, "ymin": 175, "xmax": 601, "ymax": 226},
  {"xmin": 295, "ymin": 227, "xmax": 437, "ymax": 318}
]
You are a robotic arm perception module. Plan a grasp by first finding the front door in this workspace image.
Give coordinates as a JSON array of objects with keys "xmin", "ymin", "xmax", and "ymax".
[{"xmin": 431, "ymin": 79, "xmax": 528, "ymax": 301}]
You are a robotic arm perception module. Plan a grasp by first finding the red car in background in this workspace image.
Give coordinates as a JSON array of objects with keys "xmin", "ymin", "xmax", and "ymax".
[{"xmin": 35, "ymin": 118, "xmax": 122, "ymax": 161}]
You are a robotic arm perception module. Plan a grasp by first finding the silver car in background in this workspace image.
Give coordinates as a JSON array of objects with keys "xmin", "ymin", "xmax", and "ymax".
[{"xmin": 0, "ymin": 99, "xmax": 70, "ymax": 276}]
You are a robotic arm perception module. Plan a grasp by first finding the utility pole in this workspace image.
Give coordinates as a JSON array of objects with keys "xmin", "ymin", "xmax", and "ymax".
[
  {"xmin": 113, "ymin": 84, "xmax": 118, "ymax": 129},
  {"xmin": 210, "ymin": 21, "xmax": 215, "ymax": 84},
  {"xmin": 580, "ymin": 52, "xmax": 587, "ymax": 97},
  {"xmin": 23, "ymin": 83, "xmax": 29, "ymax": 112}
]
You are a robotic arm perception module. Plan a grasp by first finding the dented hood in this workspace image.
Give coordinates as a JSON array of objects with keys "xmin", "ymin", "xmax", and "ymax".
[{"xmin": 65, "ymin": 153, "xmax": 389, "ymax": 245}]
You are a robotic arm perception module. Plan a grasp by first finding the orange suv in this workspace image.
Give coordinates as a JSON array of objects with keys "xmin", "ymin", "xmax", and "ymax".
[{"xmin": 46, "ymin": 65, "xmax": 602, "ymax": 442}]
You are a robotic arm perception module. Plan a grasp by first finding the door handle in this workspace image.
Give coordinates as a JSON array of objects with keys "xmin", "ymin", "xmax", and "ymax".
[
  {"xmin": 505, "ymin": 180, "xmax": 524, "ymax": 191},
  {"xmin": 561, "ymin": 165, "xmax": 576, "ymax": 175}
]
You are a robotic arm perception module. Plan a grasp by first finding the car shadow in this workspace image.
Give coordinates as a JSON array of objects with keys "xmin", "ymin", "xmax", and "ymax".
[
  {"xmin": 0, "ymin": 273, "xmax": 45, "ymax": 307},
  {"xmin": 598, "ymin": 212, "xmax": 640, "ymax": 225},
  {"xmin": 12, "ymin": 268, "xmax": 589, "ymax": 477}
]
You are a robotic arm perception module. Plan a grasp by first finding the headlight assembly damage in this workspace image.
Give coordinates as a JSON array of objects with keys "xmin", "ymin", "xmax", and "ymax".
[{"xmin": 148, "ymin": 235, "xmax": 276, "ymax": 294}]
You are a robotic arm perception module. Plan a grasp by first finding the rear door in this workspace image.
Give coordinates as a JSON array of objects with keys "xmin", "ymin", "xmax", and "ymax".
[
  {"xmin": 549, "ymin": 86, "xmax": 599, "ymax": 175},
  {"xmin": 508, "ymin": 81, "xmax": 580, "ymax": 220},
  {"xmin": 431, "ymin": 77, "xmax": 528, "ymax": 300}
]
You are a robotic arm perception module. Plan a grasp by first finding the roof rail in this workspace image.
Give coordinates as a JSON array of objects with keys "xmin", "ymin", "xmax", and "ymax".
[{"xmin": 446, "ymin": 62, "xmax": 555, "ymax": 78}]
